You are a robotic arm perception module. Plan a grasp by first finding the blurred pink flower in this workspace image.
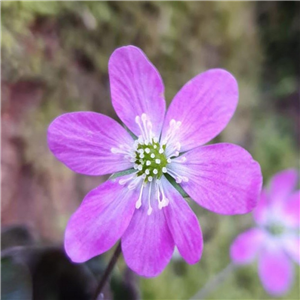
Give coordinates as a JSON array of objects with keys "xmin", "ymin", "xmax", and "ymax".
[
  {"xmin": 48, "ymin": 45, "xmax": 262, "ymax": 277},
  {"xmin": 231, "ymin": 169, "xmax": 300, "ymax": 296}
]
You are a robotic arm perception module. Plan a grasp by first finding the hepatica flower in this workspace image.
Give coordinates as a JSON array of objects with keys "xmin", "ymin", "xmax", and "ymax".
[
  {"xmin": 230, "ymin": 169, "xmax": 300, "ymax": 296},
  {"xmin": 48, "ymin": 46, "xmax": 262, "ymax": 277}
]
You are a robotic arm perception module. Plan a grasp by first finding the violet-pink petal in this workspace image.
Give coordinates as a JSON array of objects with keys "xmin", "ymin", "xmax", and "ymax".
[
  {"xmin": 269, "ymin": 169, "xmax": 298, "ymax": 204},
  {"xmin": 64, "ymin": 179, "xmax": 138, "ymax": 262},
  {"xmin": 258, "ymin": 247, "xmax": 294, "ymax": 296},
  {"xmin": 121, "ymin": 186, "xmax": 174, "ymax": 277},
  {"xmin": 253, "ymin": 190, "xmax": 269, "ymax": 225},
  {"xmin": 47, "ymin": 112, "xmax": 134, "ymax": 176},
  {"xmin": 162, "ymin": 177, "xmax": 203, "ymax": 264},
  {"xmin": 284, "ymin": 237, "xmax": 300, "ymax": 265},
  {"xmin": 230, "ymin": 228, "xmax": 264, "ymax": 264},
  {"xmin": 173, "ymin": 143, "xmax": 262, "ymax": 214},
  {"xmin": 109, "ymin": 46, "xmax": 166, "ymax": 138},
  {"xmin": 161, "ymin": 69, "xmax": 238, "ymax": 152},
  {"xmin": 281, "ymin": 191, "xmax": 300, "ymax": 228}
]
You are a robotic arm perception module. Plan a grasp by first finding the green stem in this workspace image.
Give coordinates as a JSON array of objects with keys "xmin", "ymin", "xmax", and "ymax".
[
  {"xmin": 190, "ymin": 263, "xmax": 236, "ymax": 300},
  {"xmin": 92, "ymin": 242, "xmax": 122, "ymax": 300}
]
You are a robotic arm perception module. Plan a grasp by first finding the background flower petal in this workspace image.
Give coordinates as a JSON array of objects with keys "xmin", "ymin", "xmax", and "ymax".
[
  {"xmin": 283, "ymin": 237, "xmax": 300, "ymax": 265},
  {"xmin": 65, "ymin": 179, "xmax": 138, "ymax": 262},
  {"xmin": 258, "ymin": 247, "xmax": 294, "ymax": 296},
  {"xmin": 47, "ymin": 112, "xmax": 134, "ymax": 176},
  {"xmin": 230, "ymin": 228, "xmax": 264, "ymax": 264},
  {"xmin": 253, "ymin": 190, "xmax": 270, "ymax": 225},
  {"xmin": 162, "ymin": 177, "xmax": 203, "ymax": 264},
  {"xmin": 109, "ymin": 46, "xmax": 165, "ymax": 138},
  {"xmin": 161, "ymin": 69, "xmax": 238, "ymax": 152},
  {"xmin": 121, "ymin": 185, "xmax": 174, "ymax": 277},
  {"xmin": 172, "ymin": 143, "xmax": 262, "ymax": 214},
  {"xmin": 280, "ymin": 191, "xmax": 300, "ymax": 228},
  {"xmin": 269, "ymin": 169, "xmax": 298, "ymax": 204}
]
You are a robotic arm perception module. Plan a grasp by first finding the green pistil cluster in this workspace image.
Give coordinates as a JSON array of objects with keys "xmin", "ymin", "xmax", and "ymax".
[
  {"xmin": 266, "ymin": 223, "xmax": 285, "ymax": 236},
  {"xmin": 135, "ymin": 140, "xmax": 168, "ymax": 183}
]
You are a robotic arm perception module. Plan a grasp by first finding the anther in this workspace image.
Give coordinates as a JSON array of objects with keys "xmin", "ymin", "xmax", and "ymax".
[
  {"xmin": 146, "ymin": 161, "xmax": 151, "ymax": 166},
  {"xmin": 148, "ymin": 176, "xmax": 153, "ymax": 182},
  {"xmin": 153, "ymin": 169, "xmax": 158, "ymax": 175},
  {"xmin": 155, "ymin": 159, "xmax": 161, "ymax": 164},
  {"xmin": 159, "ymin": 148, "xmax": 164, "ymax": 154},
  {"xmin": 162, "ymin": 167, "xmax": 167, "ymax": 173},
  {"xmin": 145, "ymin": 148, "xmax": 150, "ymax": 154},
  {"xmin": 150, "ymin": 153, "xmax": 155, "ymax": 158}
]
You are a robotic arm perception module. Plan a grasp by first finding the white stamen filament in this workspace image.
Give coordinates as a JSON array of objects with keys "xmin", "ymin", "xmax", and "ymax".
[{"xmin": 167, "ymin": 167, "xmax": 189, "ymax": 183}]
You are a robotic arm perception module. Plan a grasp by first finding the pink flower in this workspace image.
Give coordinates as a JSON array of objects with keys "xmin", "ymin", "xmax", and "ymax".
[
  {"xmin": 48, "ymin": 46, "xmax": 262, "ymax": 277},
  {"xmin": 230, "ymin": 169, "xmax": 300, "ymax": 296}
]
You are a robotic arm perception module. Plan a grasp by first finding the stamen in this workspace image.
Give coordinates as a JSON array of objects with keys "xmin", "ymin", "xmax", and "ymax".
[
  {"xmin": 155, "ymin": 159, "xmax": 161, "ymax": 164},
  {"xmin": 157, "ymin": 180, "xmax": 169, "ymax": 209},
  {"xmin": 153, "ymin": 169, "xmax": 158, "ymax": 175},
  {"xmin": 166, "ymin": 167, "xmax": 189, "ymax": 183},
  {"xmin": 147, "ymin": 182, "xmax": 153, "ymax": 215},
  {"xmin": 136, "ymin": 184, "xmax": 145, "ymax": 209},
  {"xmin": 146, "ymin": 161, "xmax": 151, "ymax": 166},
  {"xmin": 150, "ymin": 153, "xmax": 155, "ymax": 158}
]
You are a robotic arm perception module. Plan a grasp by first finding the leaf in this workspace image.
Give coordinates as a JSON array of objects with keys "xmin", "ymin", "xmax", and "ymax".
[
  {"xmin": 110, "ymin": 169, "xmax": 136, "ymax": 180},
  {"xmin": 1, "ymin": 257, "xmax": 32, "ymax": 300}
]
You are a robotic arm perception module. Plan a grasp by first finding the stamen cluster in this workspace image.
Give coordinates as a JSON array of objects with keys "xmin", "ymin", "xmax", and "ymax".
[{"xmin": 134, "ymin": 140, "xmax": 168, "ymax": 183}]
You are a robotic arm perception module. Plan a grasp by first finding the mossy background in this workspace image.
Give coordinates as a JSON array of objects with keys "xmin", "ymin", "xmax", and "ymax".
[{"xmin": 1, "ymin": 1, "xmax": 299, "ymax": 300}]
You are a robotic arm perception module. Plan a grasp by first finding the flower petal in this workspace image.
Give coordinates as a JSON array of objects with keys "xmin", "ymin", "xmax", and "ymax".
[
  {"xmin": 121, "ymin": 185, "xmax": 174, "ymax": 277},
  {"xmin": 161, "ymin": 69, "xmax": 238, "ymax": 152},
  {"xmin": 109, "ymin": 46, "xmax": 165, "ymax": 138},
  {"xmin": 253, "ymin": 190, "xmax": 269, "ymax": 225},
  {"xmin": 162, "ymin": 177, "xmax": 203, "ymax": 264},
  {"xmin": 258, "ymin": 247, "xmax": 294, "ymax": 296},
  {"xmin": 171, "ymin": 143, "xmax": 262, "ymax": 214},
  {"xmin": 65, "ymin": 179, "xmax": 138, "ymax": 262},
  {"xmin": 230, "ymin": 228, "xmax": 265, "ymax": 264},
  {"xmin": 280, "ymin": 191, "xmax": 300, "ymax": 228},
  {"xmin": 269, "ymin": 169, "xmax": 298, "ymax": 204},
  {"xmin": 283, "ymin": 236, "xmax": 300, "ymax": 265},
  {"xmin": 48, "ymin": 112, "xmax": 134, "ymax": 176}
]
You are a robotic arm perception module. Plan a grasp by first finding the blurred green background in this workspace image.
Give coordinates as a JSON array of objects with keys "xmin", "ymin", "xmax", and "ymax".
[{"xmin": 1, "ymin": 1, "xmax": 299, "ymax": 300}]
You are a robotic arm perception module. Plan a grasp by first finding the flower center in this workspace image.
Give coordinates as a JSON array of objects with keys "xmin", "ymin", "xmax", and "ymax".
[
  {"xmin": 134, "ymin": 139, "xmax": 168, "ymax": 183},
  {"xmin": 266, "ymin": 222, "xmax": 286, "ymax": 236},
  {"xmin": 110, "ymin": 113, "xmax": 189, "ymax": 215}
]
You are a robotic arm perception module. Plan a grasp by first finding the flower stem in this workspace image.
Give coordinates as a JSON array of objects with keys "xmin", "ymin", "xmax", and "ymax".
[
  {"xmin": 92, "ymin": 242, "xmax": 122, "ymax": 300},
  {"xmin": 190, "ymin": 263, "xmax": 236, "ymax": 300}
]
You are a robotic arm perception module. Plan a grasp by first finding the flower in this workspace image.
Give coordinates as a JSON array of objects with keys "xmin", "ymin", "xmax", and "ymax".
[
  {"xmin": 48, "ymin": 45, "xmax": 262, "ymax": 277},
  {"xmin": 230, "ymin": 169, "xmax": 299, "ymax": 296}
]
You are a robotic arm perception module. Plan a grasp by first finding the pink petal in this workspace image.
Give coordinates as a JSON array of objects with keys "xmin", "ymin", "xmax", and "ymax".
[
  {"xmin": 253, "ymin": 190, "xmax": 269, "ymax": 225},
  {"xmin": 109, "ymin": 46, "xmax": 165, "ymax": 138},
  {"xmin": 283, "ymin": 237, "xmax": 300, "ymax": 264},
  {"xmin": 121, "ymin": 185, "xmax": 174, "ymax": 277},
  {"xmin": 161, "ymin": 69, "xmax": 238, "ymax": 152},
  {"xmin": 162, "ymin": 177, "xmax": 203, "ymax": 264},
  {"xmin": 65, "ymin": 179, "xmax": 138, "ymax": 262},
  {"xmin": 258, "ymin": 247, "xmax": 294, "ymax": 296},
  {"xmin": 230, "ymin": 228, "xmax": 264, "ymax": 264},
  {"xmin": 172, "ymin": 143, "xmax": 262, "ymax": 214},
  {"xmin": 280, "ymin": 191, "xmax": 300, "ymax": 228},
  {"xmin": 48, "ymin": 112, "xmax": 134, "ymax": 176},
  {"xmin": 269, "ymin": 169, "xmax": 298, "ymax": 204}
]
